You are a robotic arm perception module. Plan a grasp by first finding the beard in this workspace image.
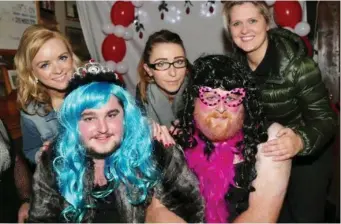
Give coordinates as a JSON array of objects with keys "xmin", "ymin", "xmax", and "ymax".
[
  {"xmin": 83, "ymin": 141, "xmax": 121, "ymax": 160},
  {"xmin": 194, "ymin": 109, "xmax": 244, "ymax": 142}
]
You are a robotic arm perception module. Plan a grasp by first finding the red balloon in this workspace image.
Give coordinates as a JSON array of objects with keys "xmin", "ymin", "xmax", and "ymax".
[
  {"xmin": 102, "ymin": 34, "xmax": 126, "ymax": 63},
  {"xmin": 111, "ymin": 1, "xmax": 135, "ymax": 27},
  {"xmin": 301, "ymin": 36, "xmax": 313, "ymax": 57},
  {"xmin": 274, "ymin": 1, "xmax": 302, "ymax": 28}
]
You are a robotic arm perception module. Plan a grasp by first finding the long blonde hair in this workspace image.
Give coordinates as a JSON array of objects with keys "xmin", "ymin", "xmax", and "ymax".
[
  {"xmin": 222, "ymin": 1, "xmax": 271, "ymax": 39},
  {"xmin": 15, "ymin": 24, "xmax": 80, "ymax": 114}
]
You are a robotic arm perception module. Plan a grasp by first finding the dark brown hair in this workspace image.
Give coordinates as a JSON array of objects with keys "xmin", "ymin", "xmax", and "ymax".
[{"xmin": 137, "ymin": 29, "xmax": 187, "ymax": 102}]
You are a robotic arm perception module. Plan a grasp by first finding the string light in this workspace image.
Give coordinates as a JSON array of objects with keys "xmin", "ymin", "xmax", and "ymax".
[
  {"xmin": 165, "ymin": 5, "xmax": 181, "ymax": 24},
  {"xmin": 200, "ymin": 2, "xmax": 216, "ymax": 18}
]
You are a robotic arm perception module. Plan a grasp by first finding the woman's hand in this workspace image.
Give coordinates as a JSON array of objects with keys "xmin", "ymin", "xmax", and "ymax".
[
  {"xmin": 151, "ymin": 120, "xmax": 175, "ymax": 147},
  {"xmin": 260, "ymin": 127, "xmax": 304, "ymax": 161},
  {"xmin": 169, "ymin": 119, "xmax": 181, "ymax": 136},
  {"xmin": 18, "ymin": 202, "xmax": 30, "ymax": 223},
  {"xmin": 34, "ymin": 141, "xmax": 51, "ymax": 163}
]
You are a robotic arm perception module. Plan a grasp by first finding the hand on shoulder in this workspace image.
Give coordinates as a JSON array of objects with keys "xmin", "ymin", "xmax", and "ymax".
[
  {"xmin": 255, "ymin": 123, "xmax": 292, "ymax": 194},
  {"xmin": 258, "ymin": 122, "xmax": 304, "ymax": 161},
  {"xmin": 35, "ymin": 141, "xmax": 51, "ymax": 164},
  {"xmin": 257, "ymin": 123, "xmax": 292, "ymax": 167},
  {"xmin": 150, "ymin": 120, "xmax": 175, "ymax": 148}
]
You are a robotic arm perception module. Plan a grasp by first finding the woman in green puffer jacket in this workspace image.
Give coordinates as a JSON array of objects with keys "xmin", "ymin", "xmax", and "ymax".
[{"xmin": 223, "ymin": 1, "xmax": 337, "ymax": 222}]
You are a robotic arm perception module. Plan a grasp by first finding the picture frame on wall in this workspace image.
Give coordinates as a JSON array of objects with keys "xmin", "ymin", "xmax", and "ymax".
[
  {"xmin": 7, "ymin": 70, "xmax": 18, "ymax": 90},
  {"xmin": 0, "ymin": 66, "xmax": 14, "ymax": 95},
  {"xmin": 38, "ymin": 0, "xmax": 56, "ymax": 22},
  {"xmin": 0, "ymin": 51, "xmax": 16, "ymax": 95},
  {"xmin": 0, "ymin": 69, "xmax": 6, "ymax": 97},
  {"xmin": 65, "ymin": 1, "xmax": 79, "ymax": 21},
  {"xmin": 65, "ymin": 27, "xmax": 91, "ymax": 62},
  {"xmin": 39, "ymin": 1, "xmax": 55, "ymax": 13}
]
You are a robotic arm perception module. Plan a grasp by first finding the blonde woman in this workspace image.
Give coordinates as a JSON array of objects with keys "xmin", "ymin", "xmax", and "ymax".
[
  {"xmin": 15, "ymin": 24, "xmax": 80, "ymax": 165},
  {"xmin": 223, "ymin": 1, "xmax": 337, "ymax": 222}
]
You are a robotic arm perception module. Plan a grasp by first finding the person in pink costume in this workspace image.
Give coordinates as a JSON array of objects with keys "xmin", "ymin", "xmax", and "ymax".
[{"xmin": 175, "ymin": 54, "xmax": 291, "ymax": 223}]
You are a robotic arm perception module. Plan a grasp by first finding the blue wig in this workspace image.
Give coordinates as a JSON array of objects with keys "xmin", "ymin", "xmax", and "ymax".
[{"xmin": 53, "ymin": 82, "xmax": 158, "ymax": 222}]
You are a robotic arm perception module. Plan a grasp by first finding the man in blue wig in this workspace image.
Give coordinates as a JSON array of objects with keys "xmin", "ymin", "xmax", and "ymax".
[{"xmin": 27, "ymin": 61, "xmax": 204, "ymax": 223}]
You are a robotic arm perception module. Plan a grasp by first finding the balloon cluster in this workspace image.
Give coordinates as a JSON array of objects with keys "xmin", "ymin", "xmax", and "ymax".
[
  {"xmin": 101, "ymin": 1, "xmax": 143, "ymax": 74},
  {"xmin": 266, "ymin": 0, "xmax": 313, "ymax": 56}
]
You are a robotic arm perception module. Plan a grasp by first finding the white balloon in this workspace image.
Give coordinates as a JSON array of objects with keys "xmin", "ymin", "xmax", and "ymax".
[
  {"xmin": 132, "ymin": 0, "xmax": 143, "ymax": 8},
  {"xmin": 102, "ymin": 23, "xmax": 115, "ymax": 35},
  {"xmin": 294, "ymin": 21, "xmax": 311, "ymax": 37},
  {"xmin": 123, "ymin": 27, "xmax": 134, "ymax": 40},
  {"xmin": 113, "ymin": 25, "xmax": 125, "ymax": 38},
  {"xmin": 106, "ymin": 61, "xmax": 116, "ymax": 71},
  {"xmin": 283, "ymin": 26, "xmax": 295, "ymax": 33},
  {"xmin": 116, "ymin": 61, "xmax": 129, "ymax": 74},
  {"xmin": 265, "ymin": 0, "xmax": 276, "ymax": 6}
]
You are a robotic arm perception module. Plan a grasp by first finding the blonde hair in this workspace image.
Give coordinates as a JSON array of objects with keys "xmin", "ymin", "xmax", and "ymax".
[
  {"xmin": 222, "ymin": 1, "xmax": 271, "ymax": 39},
  {"xmin": 15, "ymin": 24, "xmax": 81, "ymax": 114}
]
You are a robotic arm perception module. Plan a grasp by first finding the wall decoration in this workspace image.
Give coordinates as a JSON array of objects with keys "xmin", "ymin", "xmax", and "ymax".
[
  {"xmin": 207, "ymin": 0, "xmax": 216, "ymax": 14},
  {"xmin": 0, "ymin": 51, "xmax": 16, "ymax": 94},
  {"xmin": 200, "ymin": 1, "xmax": 217, "ymax": 17},
  {"xmin": 185, "ymin": 1, "xmax": 193, "ymax": 15},
  {"xmin": 134, "ymin": 15, "xmax": 145, "ymax": 39},
  {"xmin": 0, "ymin": 50, "xmax": 21, "ymax": 138},
  {"xmin": 39, "ymin": 1, "xmax": 55, "ymax": 13},
  {"xmin": 0, "ymin": 66, "xmax": 10, "ymax": 95},
  {"xmin": 132, "ymin": 1, "xmax": 143, "ymax": 8},
  {"xmin": 101, "ymin": 1, "xmax": 139, "ymax": 75},
  {"xmin": 0, "ymin": 2, "xmax": 38, "ymax": 50},
  {"xmin": 39, "ymin": 0, "xmax": 56, "ymax": 22},
  {"xmin": 65, "ymin": 1, "xmax": 79, "ymax": 21},
  {"xmin": 158, "ymin": 1, "xmax": 168, "ymax": 20},
  {"xmin": 7, "ymin": 70, "xmax": 17, "ymax": 90},
  {"xmin": 65, "ymin": 27, "xmax": 91, "ymax": 61},
  {"xmin": 0, "ymin": 69, "xmax": 6, "ymax": 97},
  {"xmin": 164, "ymin": 5, "xmax": 181, "ymax": 24}
]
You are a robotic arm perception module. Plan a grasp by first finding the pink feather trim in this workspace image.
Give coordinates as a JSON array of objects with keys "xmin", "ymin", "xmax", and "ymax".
[{"xmin": 185, "ymin": 131, "xmax": 243, "ymax": 223}]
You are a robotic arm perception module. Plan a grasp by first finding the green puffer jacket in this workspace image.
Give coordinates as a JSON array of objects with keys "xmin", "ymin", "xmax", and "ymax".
[{"xmin": 241, "ymin": 28, "xmax": 337, "ymax": 157}]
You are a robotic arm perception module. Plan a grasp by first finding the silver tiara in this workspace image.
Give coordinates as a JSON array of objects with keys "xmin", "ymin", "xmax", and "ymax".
[{"xmin": 73, "ymin": 59, "xmax": 118, "ymax": 79}]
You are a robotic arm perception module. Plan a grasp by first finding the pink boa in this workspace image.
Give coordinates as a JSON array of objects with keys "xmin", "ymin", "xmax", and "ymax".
[{"xmin": 185, "ymin": 132, "xmax": 243, "ymax": 223}]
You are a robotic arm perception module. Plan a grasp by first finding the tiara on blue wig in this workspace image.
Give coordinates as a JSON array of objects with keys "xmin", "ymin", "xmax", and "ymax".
[
  {"xmin": 53, "ymin": 63, "xmax": 158, "ymax": 222},
  {"xmin": 66, "ymin": 60, "xmax": 125, "ymax": 97}
]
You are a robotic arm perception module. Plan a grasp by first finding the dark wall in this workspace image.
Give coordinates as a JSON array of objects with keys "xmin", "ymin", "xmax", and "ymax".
[{"xmin": 306, "ymin": 1, "xmax": 318, "ymax": 41}]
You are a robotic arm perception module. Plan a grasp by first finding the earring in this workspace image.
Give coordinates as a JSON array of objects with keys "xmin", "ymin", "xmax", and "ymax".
[
  {"xmin": 149, "ymin": 76, "xmax": 155, "ymax": 83},
  {"xmin": 34, "ymin": 77, "xmax": 38, "ymax": 83}
]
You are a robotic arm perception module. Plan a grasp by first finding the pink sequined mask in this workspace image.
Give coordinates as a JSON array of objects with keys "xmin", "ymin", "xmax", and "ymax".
[{"xmin": 199, "ymin": 86, "xmax": 246, "ymax": 107}]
